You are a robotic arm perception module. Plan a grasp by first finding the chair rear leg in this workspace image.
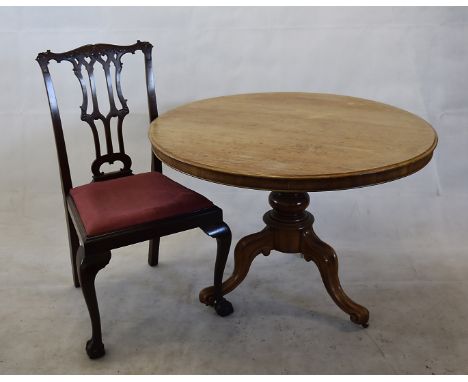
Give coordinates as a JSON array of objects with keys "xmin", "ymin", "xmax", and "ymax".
[
  {"xmin": 149, "ymin": 152, "xmax": 162, "ymax": 267},
  {"xmin": 66, "ymin": 212, "xmax": 80, "ymax": 287},
  {"xmin": 202, "ymin": 223, "xmax": 234, "ymax": 317},
  {"xmin": 148, "ymin": 237, "xmax": 160, "ymax": 266},
  {"xmin": 76, "ymin": 247, "xmax": 111, "ymax": 359}
]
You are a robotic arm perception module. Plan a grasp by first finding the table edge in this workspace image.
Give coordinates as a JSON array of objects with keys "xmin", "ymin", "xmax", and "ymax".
[{"xmin": 150, "ymin": 132, "xmax": 437, "ymax": 192}]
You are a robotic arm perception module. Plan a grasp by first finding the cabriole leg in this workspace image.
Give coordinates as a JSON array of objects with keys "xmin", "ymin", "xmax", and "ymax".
[
  {"xmin": 77, "ymin": 247, "xmax": 111, "ymax": 359},
  {"xmin": 199, "ymin": 228, "xmax": 274, "ymax": 307},
  {"xmin": 200, "ymin": 191, "xmax": 369, "ymax": 327},
  {"xmin": 301, "ymin": 229, "xmax": 369, "ymax": 327},
  {"xmin": 201, "ymin": 223, "xmax": 234, "ymax": 317}
]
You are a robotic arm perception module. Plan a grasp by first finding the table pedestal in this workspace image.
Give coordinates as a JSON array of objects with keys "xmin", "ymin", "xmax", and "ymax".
[{"xmin": 199, "ymin": 191, "xmax": 369, "ymax": 327}]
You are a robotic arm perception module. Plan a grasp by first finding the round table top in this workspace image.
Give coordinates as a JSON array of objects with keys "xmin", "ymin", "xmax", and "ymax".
[{"xmin": 149, "ymin": 93, "xmax": 437, "ymax": 192}]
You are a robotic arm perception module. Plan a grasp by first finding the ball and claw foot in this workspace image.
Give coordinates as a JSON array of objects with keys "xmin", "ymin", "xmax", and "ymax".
[
  {"xmin": 86, "ymin": 339, "xmax": 105, "ymax": 359},
  {"xmin": 214, "ymin": 297, "xmax": 234, "ymax": 317}
]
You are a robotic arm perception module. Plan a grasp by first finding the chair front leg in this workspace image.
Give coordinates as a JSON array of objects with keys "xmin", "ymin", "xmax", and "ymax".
[
  {"xmin": 202, "ymin": 222, "xmax": 234, "ymax": 317},
  {"xmin": 76, "ymin": 247, "xmax": 111, "ymax": 359}
]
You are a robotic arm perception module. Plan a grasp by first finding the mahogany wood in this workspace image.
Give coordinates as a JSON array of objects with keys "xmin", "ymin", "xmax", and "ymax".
[
  {"xmin": 199, "ymin": 192, "xmax": 369, "ymax": 326},
  {"xmin": 76, "ymin": 247, "xmax": 111, "ymax": 359},
  {"xmin": 148, "ymin": 236, "xmax": 160, "ymax": 267},
  {"xmin": 36, "ymin": 41, "xmax": 233, "ymax": 359}
]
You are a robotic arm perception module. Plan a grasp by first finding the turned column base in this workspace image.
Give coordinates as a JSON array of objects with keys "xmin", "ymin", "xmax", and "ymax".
[{"xmin": 199, "ymin": 191, "xmax": 369, "ymax": 327}]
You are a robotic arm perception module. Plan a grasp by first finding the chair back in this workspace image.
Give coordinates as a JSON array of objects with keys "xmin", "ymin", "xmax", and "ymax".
[{"xmin": 36, "ymin": 40, "xmax": 161, "ymax": 193}]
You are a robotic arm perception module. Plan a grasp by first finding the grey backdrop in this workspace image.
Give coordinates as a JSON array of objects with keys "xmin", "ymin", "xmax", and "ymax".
[{"xmin": 1, "ymin": 6, "xmax": 468, "ymax": 374}]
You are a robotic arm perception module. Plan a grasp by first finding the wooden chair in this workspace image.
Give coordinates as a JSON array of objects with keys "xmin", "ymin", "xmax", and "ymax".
[{"xmin": 36, "ymin": 41, "xmax": 233, "ymax": 359}]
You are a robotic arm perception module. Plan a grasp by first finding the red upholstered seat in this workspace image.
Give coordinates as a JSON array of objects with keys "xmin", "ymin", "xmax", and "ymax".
[{"xmin": 70, "ymin": 172, "xmax": 213, "ymax": 236}]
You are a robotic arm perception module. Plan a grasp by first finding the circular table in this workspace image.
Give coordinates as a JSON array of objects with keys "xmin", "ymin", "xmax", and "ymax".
[{"xmin": 149, "ymin": 92, "xmax": 437, "ymax": 327}]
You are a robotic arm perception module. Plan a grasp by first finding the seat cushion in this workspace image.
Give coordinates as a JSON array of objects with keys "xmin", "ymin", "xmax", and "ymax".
[{"xmin": 70, "ymin": 172, "xmax": 214, "ymax": 236}]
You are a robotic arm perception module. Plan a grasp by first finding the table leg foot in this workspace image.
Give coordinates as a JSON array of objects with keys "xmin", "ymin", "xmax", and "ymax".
[
  {"xmin": 301, "ymin": 228, "xmax": 369, "ymax": 327},
  {"xmin": 199, "ymin": 228, "xmax": 274, "ymax": 305}
]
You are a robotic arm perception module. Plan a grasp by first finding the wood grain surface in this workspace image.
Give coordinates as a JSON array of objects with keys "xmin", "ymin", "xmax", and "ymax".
[{"xmin": 149, "ymin": 93, "xmax": 437, "ymax": 191}]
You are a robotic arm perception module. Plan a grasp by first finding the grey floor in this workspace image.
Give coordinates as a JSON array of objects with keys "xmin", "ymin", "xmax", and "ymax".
[{"xmin": 1, "ymin": 177, "xmax": 468, "ymax": 374}]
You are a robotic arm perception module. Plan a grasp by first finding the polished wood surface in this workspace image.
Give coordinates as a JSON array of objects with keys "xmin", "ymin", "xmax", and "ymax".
[
  {"xmin": 149, "ymin": 93, "xmax": 437, "ymax": 191},
  {"xmin": 199, "ymin": 191, "xmax": 369, "ymax": 327},
  {"xmin": 37, "ymin": 41, "xmax": 234, "ymax": 359},
  {"xmin": 151, "ymin": 92, "xmax": 437, "ymax": 328}
]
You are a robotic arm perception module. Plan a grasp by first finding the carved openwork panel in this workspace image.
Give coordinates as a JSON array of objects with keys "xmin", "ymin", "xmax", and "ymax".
[{"xmin": 37, "ymin": 41, "xmax": 154, "ymax": 182}]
